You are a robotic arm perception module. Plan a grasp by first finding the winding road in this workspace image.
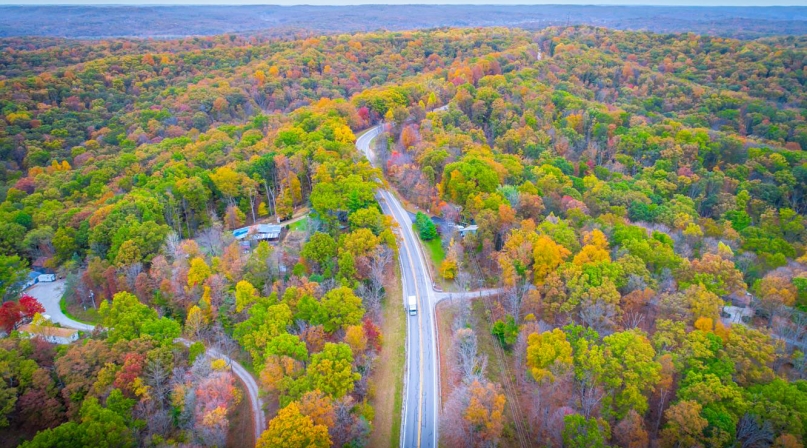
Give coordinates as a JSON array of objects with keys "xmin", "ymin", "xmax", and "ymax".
[
  {"xmin": 358, "ymin": 123, "xmax": 504, "ymax": 448},
  {"xmin": 358, "ymin": 126, "xmax": 439, "ymax": 448},
  {"xmin": 31, "ymin": 281, "xmax": 266, "ymax": 446},
  {"xmin": 176, "ymin": 339, "xmax": 266, "ymax": 445}
]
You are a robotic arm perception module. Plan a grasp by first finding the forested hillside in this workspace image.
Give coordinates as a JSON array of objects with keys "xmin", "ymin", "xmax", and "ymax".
[{"xmin": 1, "ymin": 25, "xmax": 807, "ymax": 447}]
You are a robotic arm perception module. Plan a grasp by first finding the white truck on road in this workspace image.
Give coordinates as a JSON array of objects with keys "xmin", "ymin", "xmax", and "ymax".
[{"xmin": 407, "ymin": 295, "xmax": 417, "ymax": 315}]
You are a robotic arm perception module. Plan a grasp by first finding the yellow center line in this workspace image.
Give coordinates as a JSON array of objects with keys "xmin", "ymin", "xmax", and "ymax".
[{"xmin": 396, "ymin": 194, "xmax": 425, "ymax": 448}]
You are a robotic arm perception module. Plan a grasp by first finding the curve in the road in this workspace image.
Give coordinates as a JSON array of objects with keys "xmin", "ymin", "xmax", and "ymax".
[
  {"xmin": 358, "ymin": 125, "xmax": 439, "ymax": 448},
  {"xmin": 176, "ymin": 338, "xmax": 265, "ymax": 445},
  {"xmin": 27, "ymin": 280, "xmax": 95, "ymax": 331}
]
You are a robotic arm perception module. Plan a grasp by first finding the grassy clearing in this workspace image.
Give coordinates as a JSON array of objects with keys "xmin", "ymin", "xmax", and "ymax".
[
  {"xmin": 60, "ymin": 297, "xmax": 99, "ymax": 324},
  {"xmin": 471, "ymin": 299, "xmax": 501, "ymax": 384},
  {"xmin": 368, "ymin": 265, "xmax": 406, "ymax": 448},
  {"xmin": 288, "ymin": 215, "xmax": 308, "ymax": 231},
  {"xmin": 422, "ymin": 236, "xmax": 446, "ymax": 267}
]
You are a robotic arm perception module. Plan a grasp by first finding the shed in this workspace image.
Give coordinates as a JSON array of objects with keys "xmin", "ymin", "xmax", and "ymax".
[{"xmin": 233, "ymin": 227, "xmax": 251, "ymax": 240}]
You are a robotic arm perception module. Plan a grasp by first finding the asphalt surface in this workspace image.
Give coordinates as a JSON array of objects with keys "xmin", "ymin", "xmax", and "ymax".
[
  {"xmin": 357, "ymin": 126, "xmax": 438, "ymax": 448},
  {"xmin": 29, "ymin": 281, "xmax": 266, "ymax": 444},
  {"xmin": 176, "ymin": 338, "xmax": 266, "ymax": 445},
  {"xmin": 26, "ymin": 280, "xmax": 95, "ymax": 331}
]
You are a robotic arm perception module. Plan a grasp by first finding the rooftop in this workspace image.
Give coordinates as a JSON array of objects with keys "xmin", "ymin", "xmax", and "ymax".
[{"xmin": 18, "ymin": 324, "xmax": 79, "ymax": 339}]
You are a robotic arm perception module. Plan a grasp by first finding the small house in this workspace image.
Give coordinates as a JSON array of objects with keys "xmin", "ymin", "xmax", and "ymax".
[
  {"xmin": 255, "ymin": 224, "xmax": 282, "ymax": 241},
  {"xmin": 457, "ymin": 225, "xmax": 478, "ymax": 238},
  {"xmin": 17, "ymin": 324, "xmax": 80, "ymax": 345}
]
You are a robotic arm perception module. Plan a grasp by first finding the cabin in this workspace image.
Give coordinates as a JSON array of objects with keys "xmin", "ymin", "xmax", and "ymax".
[
  {"xmin": 457, "ymin": 225, "xmax": 478, "ymax": 238},
  {"xmin": 255, "ymin": 224, "xmax": 282, "ymax": 241},
  {"xmin": 17, "ymin": 324, "xmax": 80, "ymax": 345}
]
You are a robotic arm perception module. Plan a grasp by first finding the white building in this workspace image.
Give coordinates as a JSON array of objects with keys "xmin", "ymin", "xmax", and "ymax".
[{"xmin": 17, "ymin": 324, "xmax": 80, "ymax": 345}]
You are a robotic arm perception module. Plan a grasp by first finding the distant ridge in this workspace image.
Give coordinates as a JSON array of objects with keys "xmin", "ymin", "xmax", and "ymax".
[{"xmin": 0, "ymin": 5, "xmax": 805, "ymax": 39}]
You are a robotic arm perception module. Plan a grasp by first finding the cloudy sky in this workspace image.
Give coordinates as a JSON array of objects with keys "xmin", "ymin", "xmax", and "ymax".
[{"xmin": 2, "ymin": 0, "xmax": 805, "ymax": 5}]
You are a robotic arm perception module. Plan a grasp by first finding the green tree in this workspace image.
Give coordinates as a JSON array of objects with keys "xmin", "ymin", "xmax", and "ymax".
[
  {"xmin": 234, "ymin": 297, "xmax": 293, "ymax": 364},
  {"xmin": 98, "ymin": 292, "xmax": 159, "ymax": 343},
  {"xmin": 601, "ymin": 329, "xmax": 661, "ymax": 420},
  {"xmin": 415, "ymin": 212, "xmax": 438, "ymax": 241},
  {"xmin": 316, "ymin": 286, "xmax": 365, "ymax": 333},
  {"xmin": 562, "ymin": 414, "xmax": 611, "ymax": 448},
  {"xmin": 0, "ymin": 254, "xmax": 27, "ymax": 302},
  {"xmin": 306, "ymin": 343, "xmax": 359, "ymax": 399},
  {"xmin": 301, "ymin": 232, "xmax": 337, "ymax": 274}
]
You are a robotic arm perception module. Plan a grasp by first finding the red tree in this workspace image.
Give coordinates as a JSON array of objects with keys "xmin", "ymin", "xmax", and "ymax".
[
  {"xmin": 0, "ymin": 301, "xmax": 21, "ymax": 333},
  {"xmin": 19, "ymin": 294, "xmax": 45, "ymax": 319}
]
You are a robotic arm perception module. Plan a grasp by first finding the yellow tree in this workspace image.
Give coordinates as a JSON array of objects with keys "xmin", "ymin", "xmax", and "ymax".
[
  {"xmin": 344, "ymin": 325, "xmax": 368, "ymax": 356},
  {"xmin": 572, "ymin": 229, "xmax": 610, "ymax": 265},
  {"xmin": 185, "ymin": 305, "xmax": 205, "ymax": 339},
  {"xmin": 297, "ymin": 390, "xmax": 335, "ymax": 429},
  {"xmin": 660, "ymin": 400, "xmax": 707, "ymax": 448},
  {"xmin": 526, "ymin": 328, "xmax": 573, "ymax": 383},
  {"xmin": 257, "ymin": 402, "xmax": 330, "ymax": 448},
  {"xmin": 187, "ymin": 257, "xmax": 211, "ymax": 288},
  {"xmin": 234, "ymin": 280, "xmax": 259, "ymax": 313},
  {"xmin": 533, "ymin": 235, "xmax": 571, "ymax": 285},
  {"xmin": 685, "ymin": 284, "xmax": 724, "ymax": 322},
  {"xmin": 464, "ymin": 380, "xmax": 506, "ymax": 445}
]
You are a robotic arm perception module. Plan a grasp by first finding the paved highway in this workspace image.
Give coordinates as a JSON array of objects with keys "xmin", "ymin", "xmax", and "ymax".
[{"xmin": 357, "ymin": 126, "xmax": 438, "ymax": 448}]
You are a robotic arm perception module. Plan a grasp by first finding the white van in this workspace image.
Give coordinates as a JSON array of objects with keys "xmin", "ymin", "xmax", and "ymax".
[{"xmin": 407, "ymin": 295, "xmax": 417, "ymax": 316}]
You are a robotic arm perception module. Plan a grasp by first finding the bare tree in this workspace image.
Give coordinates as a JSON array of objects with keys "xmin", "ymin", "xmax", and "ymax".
[
  {"xmin": 163, "ymin": 231, "xmax": 180, "ymax": 258},
  {"xmin": 364, "ymin": 246, "xmax": 393, "ymax": 319},
  {"xmin": 197, "ymin": 219, "xmax": 225, "ymax": 257},
  {"xmin": 735, "ymin": 414, "xmax": 774, "ymax": 448},
  {"xmin": 455, "ymin": 269, "xmax": 472, "ymax": 293},
  {"xmin": 123, "ymin": 262, "xmax": 143, "ymax": 289},
  {"xmin": 452, "ymin": 299, "xmax": 472, "ymax": 332},
  {"xmin": 505, "ymin": 282, "xmax": 531, "ymax": 322},
  {"xmin": 440, "ymin": 384, "xmax": 472, "ymax": 447},
  {"xmin": 454, "ymin": 328, "xmax": 487, "ymax": 382},
  {"xmin": 579, "ymin": 299, "xmax": 619, "ymax": 335}
]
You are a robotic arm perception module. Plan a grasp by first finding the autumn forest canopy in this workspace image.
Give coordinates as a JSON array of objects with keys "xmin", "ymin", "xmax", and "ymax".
[{"xmin": 1, "ymin": 20, "xmax": 807, "ymax": 448}]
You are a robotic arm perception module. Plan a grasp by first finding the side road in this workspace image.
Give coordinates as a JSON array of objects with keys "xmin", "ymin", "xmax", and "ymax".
[
  {"xmin": 176, "ymin": 338, "xmax": 265, "ymax": 445},
  {"xmin": 29, "ymin": 282, "xmax": 266, "ymax": 446},
  {"xmin": 26, "ymin": 280, "xmax": 95, "ymax": 331}
]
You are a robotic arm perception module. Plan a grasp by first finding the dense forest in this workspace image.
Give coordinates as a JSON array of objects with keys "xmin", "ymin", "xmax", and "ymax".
[{"xmin": 1, "ymin": 24, "xmax": 807, "ymax": 447}]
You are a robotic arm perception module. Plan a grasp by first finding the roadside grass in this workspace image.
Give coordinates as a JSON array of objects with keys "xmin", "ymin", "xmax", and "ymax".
[
  {"xmin": 226, "ymin": 377, "xmax": 255, "ymax": 448},
  {"xmin": 435, "ymin": 300, "xmax": 458, "ymax": 405},
  {"xmin": 60, "ymin": 297, "xmax": 99, "ymax": 324},
  {"xmin": 368, "ymin": 264, "xmax": 406, "ymax": 448},
  {"xmin": 422, "ymin": 235, "xmax": 446, "ymax": 267},
  {"xmin": 414, "ymin": 229, "xmax": 453, "ymax": 291}
]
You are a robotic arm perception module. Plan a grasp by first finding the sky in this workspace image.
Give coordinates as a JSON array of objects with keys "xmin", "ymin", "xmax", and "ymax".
[{"xmin": 2, "ymin": 0, "xmax": 806, "ymax": 5}]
